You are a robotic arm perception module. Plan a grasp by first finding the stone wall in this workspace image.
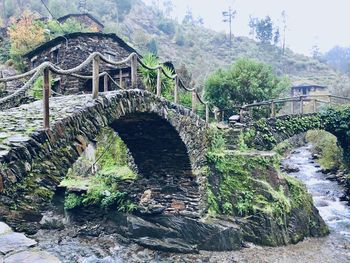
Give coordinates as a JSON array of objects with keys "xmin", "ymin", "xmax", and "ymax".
[
  {"xmin": 26, "ymin": 34, "xmax": 139, "ymax": 94},
  {"xmin": 0, "ymin": 90, "xmax": 208, "ymax": 232}
]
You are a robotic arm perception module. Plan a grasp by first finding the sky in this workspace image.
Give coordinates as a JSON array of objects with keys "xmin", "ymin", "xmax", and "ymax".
[{"xmin": 143, "ymin": 0, "xmax": 350, "ymax": 56}]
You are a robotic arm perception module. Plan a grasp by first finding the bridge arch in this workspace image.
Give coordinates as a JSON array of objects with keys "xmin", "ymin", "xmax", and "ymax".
[
  {"xmin": 244, "ymin": 111, "xmax": 350, "ymax": 156},
  {"xmin": 0, "ymin": 90, "xmax": 208, "ymax": 229}
]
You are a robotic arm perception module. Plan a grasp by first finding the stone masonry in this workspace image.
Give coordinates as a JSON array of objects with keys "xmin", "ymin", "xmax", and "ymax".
[{"xmin": 0, "ymin": 89, "xmax": 208, "ymax": 232}]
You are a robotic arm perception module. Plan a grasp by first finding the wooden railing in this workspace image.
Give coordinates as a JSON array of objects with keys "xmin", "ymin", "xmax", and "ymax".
[
  {"xmin": 237, "ymin": 94, "xmax": 350, "ymax": 121},
  {"xmin": 0, "ymin": 52, "xmax": 210, "ymax": 129}
]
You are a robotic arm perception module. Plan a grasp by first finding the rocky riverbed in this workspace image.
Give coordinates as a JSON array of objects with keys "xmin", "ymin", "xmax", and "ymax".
[{"xmin": 26, "ymin": 145, "xmax": 350, "ymax": 263}]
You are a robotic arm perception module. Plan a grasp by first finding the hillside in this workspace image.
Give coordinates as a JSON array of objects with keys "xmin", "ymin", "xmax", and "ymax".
[
  {"xmin": 118, "ymin": 0, "xmax": 346, "ymax": 92},
  {"xmin": 1, "ymin": 0, "xmax": 349, "ymax": 95}
]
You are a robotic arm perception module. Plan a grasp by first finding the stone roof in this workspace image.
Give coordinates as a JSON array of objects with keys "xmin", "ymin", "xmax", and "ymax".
[
  {"xmin": 24, "ymin": 32, "xmax": 140, "ymax": 58},
  {"xmin": 57, "ymin": 13, "xmax": 104, "ymax": 29},
  {"xmin": 291, "ymin": 83, "xmax": 327, "ymax": 89}
]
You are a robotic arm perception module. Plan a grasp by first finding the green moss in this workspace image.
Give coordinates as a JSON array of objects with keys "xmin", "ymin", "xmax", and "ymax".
[
  {"xmin": 64, "ymin": 193, "xmax": 83, "ymax": 210},
  {"xmin": 306, "ymin": 129, "xmax": 343, "ymax": 171},
  {"xmin": 273, "ymin": 140, "xmax": 293, "ymax": 156},
  {"xmin": 33, "ymin": 187, "xmax": 54, "ymax": 200},
  {"xmin": 284, "ymin": 174, "xmax": 312, "ymax": 212},
  {"xmin": 207, "ymin": 187, "xmax": 219, "ymax": 216},
  {"xmin": 207, "ymin": 150, "xmax": 293, "ymax": 218}
]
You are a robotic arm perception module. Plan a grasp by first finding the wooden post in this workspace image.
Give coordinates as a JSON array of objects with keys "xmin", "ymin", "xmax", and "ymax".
[
  {"xmin": 103, "ymin": 74, "xmax": 108, "ymax": 92},
  {"xmin": 43, "ymin": 67, "xmax": 50, "ymax": 129},
  {"xmin": 313, "ymin": 99, "xmax": 317, "ymax": 113},
  {"xmin": 291, "ymin": 99, "xmax": 295, "ymax": 114},
  {"xmin": 192, "ymin": 91, "xmax": 196, "ymax": 113},
  {"xmin": 205, "ymin": 104, "xmax": 209, "ymax": 123},
  {"xmin": 300, "ymin": 96, "xmax": 304, "ymax": 114},
  {"xmin": 156, "ymin": 67, "xmax": 162, "ymax": 96},
  {"xmin": 131, "ymin": 54, "xmax": 138, "ymax": 89},
  {"xmin": 270, "ymin": 101, "xmax": 276, "ymax": 117},
  {"xmin": 239, "ymin": 108, "xmax": 244, "ymax": 123},
  {"xmin": 214, "ymin": 108, "xmax": 218, "ymax": 122},
  {"xmin": 92, "ymin": 56, "xmax": 100, "ymax": 99},
  {"xmin": 119, "ymin": 68, "xmax": 123, "ymax": 89},
  {"xmin": 174, "ymin": 76, "xmax": 179, "ymax": 104}
]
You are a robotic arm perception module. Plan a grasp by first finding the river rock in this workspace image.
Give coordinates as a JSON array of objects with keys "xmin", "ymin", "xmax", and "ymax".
[
  {"xmin": 134, "ymin": 237, "xmax": 197, "ymax": 253},
  {"xmin": 283, "ymin": 163, "xmax": 300, "ymax": 173},
  {"xmin": 0, "ymin": 232, "xmax": 37, "ymax": 255},
  {"xmin": 0, "ymin": 223, "xmax": 11, "ymax": 235},
  {"xmin": 4, "ymin": 250, "xmax": 61, "ymax": 263}
]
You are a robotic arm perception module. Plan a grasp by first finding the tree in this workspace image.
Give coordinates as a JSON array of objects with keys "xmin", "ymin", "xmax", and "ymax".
[
  {"xmin": 204, "ymin": 58, "xmax": 289, "ymax": 110},
  {"xmin": 7, "ymin": 10, "xmax": 45, "ymax": 56},
  {"xmin": 311, "ymin": 44, "xmax": 321, "ymax": 59},
  {"xmin": 46, "ymin": 18, "xmax": 96, "ymax": 38},
  {"xmin": 146, "ymin": 38, "xmax": 158, "ymax": 55},
  {"xmin": 281, "ymin": 10, "xmax": 287, "ymax": 54},
  {"xmin": 273, "ymin": 28, "xmax": 280, "ymax": 46},
  {"xmin": 249, "ymin": 16, "xmax": 274, "ymax": 44},
  {"xmin": 182, "ymin": 8, "xmax": 194, "ymax": 25},
  {"xmin": 162, "ymin": 0, "xmax": 173, "ymax": 16}
]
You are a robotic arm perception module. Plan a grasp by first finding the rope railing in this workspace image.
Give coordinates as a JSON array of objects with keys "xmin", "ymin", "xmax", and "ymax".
[
  {"xmin": 235, "ymin": 94, "xmax": 350, "ymax": 121},
  {"xmin": 0, "ymin": 52, "xmax": 210, "ymax": 129}
]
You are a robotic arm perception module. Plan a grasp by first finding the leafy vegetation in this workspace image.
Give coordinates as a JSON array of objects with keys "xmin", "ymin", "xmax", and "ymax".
[
  {"xmin": 249, "ymin": 16, "xmax": 279, "ymax": 45},
  {"xmin": 138, "ymin": 53, "xmax": 174, "ymax": 100},
  {"xmin": 206, "ymin": 127, "xmax": 313, "ymax": 222},
  {"xmin": 204, "ymin": 58, "xmax": 289, "ymax": 110},
  {"xmin": 7, "ymin": 10, "xmax": 45, "ymax": 57},
  {"xmin": 305, "ymin": 130, "xmax": 344, "ymax": 171},
  {"xmin": 62, "ymin": 127, "xmax": 138, "ymax": 212}
]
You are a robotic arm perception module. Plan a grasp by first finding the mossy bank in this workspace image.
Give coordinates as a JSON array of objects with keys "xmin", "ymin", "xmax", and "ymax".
[{"xmin": 206, "ymin": 128, "xmax": 329, "ymax": 246}]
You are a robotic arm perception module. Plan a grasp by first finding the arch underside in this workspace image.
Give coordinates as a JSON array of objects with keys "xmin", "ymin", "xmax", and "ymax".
[{"xmin": 110, "ymin": 113, "xmax": 200, "ymax": 214}]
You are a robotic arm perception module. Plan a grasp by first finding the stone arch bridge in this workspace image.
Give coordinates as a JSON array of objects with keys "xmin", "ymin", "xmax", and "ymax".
[
  {"xmin": 241, "ymin": 109, "xmax": 350, "ymax": 154},
  {"xmin": 0, "ymin": 90, "xmax": 208, "ymax": 229}
]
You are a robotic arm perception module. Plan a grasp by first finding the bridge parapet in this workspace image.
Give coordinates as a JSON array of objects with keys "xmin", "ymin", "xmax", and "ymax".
[{"xmin": 0, "ymin": 51, "xmax": 211, "ymax": 124}]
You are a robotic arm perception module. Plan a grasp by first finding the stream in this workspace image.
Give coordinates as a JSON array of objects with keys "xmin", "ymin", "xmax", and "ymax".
[
  {"xmin": 33, "ymin": 145, "xmax": 350, "ymax": 263},
  {"xmin": 282, "ymin": 145, "xmax": 350, "ymax": 243}
]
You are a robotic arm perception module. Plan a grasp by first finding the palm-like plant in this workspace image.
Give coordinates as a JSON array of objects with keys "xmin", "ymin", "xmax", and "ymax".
[{"xmin": 139, "ymin": 53, "xmax": 174, "ymax": 100}]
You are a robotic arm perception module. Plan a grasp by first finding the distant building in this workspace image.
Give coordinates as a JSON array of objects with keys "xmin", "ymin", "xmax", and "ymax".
[
  {"xmin": 57, "ymin": 13, "xmax": 104, "ymax": 32},
  {"xmin": 24, "ymin": 32, "xmax": 140, "ymax": 94},
  {"xmin": 290, "ymin": 83, "xmax": 329, "ymax": 114},
  {"xmin": 291, "ymin": 84, "xmax": 328, "ymax": 97}
]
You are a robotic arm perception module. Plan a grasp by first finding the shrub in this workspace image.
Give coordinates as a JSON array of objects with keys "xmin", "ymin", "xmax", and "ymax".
[{"xmin": 157, "ymin": 18, "xmax": 176, "ymax": 36}]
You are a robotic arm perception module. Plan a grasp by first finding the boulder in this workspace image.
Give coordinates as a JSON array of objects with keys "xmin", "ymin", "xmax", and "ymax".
[
  {"xmin": 283, "ymin": 163, "xmax": 300, "ymax": 173},
  {"xmin": 4, "ymin": 250, "xmax": 61, "ymax": 263},
  {"xmin": 0, "ymin": 232, "xmax": 37, "ymax": 255}
]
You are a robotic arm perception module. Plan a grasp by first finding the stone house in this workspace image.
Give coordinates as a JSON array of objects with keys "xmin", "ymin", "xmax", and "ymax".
[
  {"xmin": 291, "ymin": 83, "xmax": 329, "ymax": 113},
  {"xmin": 291, "ymin": 84, "xmax": 328, "ymax": 97},
  {"xmin": 57, "ymin": 13, "xmax": 104, "ymax": 32},
  {"xmin": 24, "ymin": 32, "xmax": 141, "ymax": 94}
]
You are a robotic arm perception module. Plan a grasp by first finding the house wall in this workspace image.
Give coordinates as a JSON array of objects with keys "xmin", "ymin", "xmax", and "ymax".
[{"xmin": 27, "ymin": 35, "xmax": 137, "ymax": 94}]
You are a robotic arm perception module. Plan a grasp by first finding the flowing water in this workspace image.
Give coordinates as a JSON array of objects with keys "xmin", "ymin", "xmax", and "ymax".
[
  {"xmin": 282, "ymin": 145, "xmax": 350, "ymax": 243},
  {"xmin": 33, "ymin": 145, "xmax": 350, "ymax": 262}
]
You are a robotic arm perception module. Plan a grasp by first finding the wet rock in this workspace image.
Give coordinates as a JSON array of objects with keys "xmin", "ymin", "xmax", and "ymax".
[
  {"xmin": 127, "ymin": 216, "xmax": 179, "ymax": 239},
  {"xmin": 4, "ymin": 250, "xmax": 61, "ymax": 263},
  {"xmin": 134, "ymin": 237, "xmax": 197, "ymax": 253},
  {"xmin": 0, "ymin": 222, "xmax": 11, "ymax": 235},
  {"xmin": 283, "ymin": 163, "xmax": 300, "ymax": 173},
  {"xmin": 0, "ymin": 232, "xmax": 37, "ymax": 254},
  {"xmin": 325, "ymin": 174, "xmax": 338, "ymax": 181}
]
